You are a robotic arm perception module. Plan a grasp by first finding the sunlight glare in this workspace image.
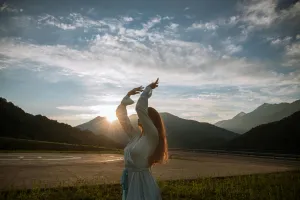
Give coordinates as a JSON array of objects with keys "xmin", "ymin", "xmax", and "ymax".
[{"xmin": 106, "ymin": 114, "xmax": 117, "ymax": 123}]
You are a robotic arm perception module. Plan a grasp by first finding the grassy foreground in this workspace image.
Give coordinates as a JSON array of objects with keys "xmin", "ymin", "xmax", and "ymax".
[{"xmin": 1, "ymin": 171, "xmax": 299, "ymax": 200}]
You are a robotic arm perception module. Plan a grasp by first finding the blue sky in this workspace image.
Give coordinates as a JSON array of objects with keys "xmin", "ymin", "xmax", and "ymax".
[{"xmin": 0, "ymin": 0, "xmax": 299, "ymax": 126}]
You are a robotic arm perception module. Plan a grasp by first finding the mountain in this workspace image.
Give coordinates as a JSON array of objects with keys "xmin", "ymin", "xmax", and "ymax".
[
  {"xmin": 215, "ymin": 112, "xmax": 246, "ymax": 129},
  {"xmin": 160, "ymin": 112, "xmax": 238, "ymax": 149},
  {"xmin": 0, "ymin": 97, "xmax": 122, "ymax": 148},
  {"xmin": 77, "ymin": 114, "xmax": 140, "ymax": 145},
  {"xmin": 215, "ymin": 100, "xmax": 300, "ymax": 133},
  {"xmin": 76, "ymin": 116, "xmax": 111, "ymax": 135},
  {"xmin": 223, "ymin": 111, "xmax": 300, "ymax": 154},
  {"xmin": 233, "ymin": 112, "xmax": 246, "ymax": 119},
  {"xmin": 77, "ymin": 112, "xmax": 238, "ymax": 149}
]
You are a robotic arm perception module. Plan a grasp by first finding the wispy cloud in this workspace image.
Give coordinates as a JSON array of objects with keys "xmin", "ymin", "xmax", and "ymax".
[
  {"xmin": 284, "ymin": 41, "xmax": 300, "ymax": 67},
  {"xmin": 38, "ymin": 13, "xmax": 103, "ymax": 30},
  {"xmin": 238, "ymin": 0, "xmax": 300, "ymax": 31},
  {"xmin": 184, "ymin": 15, "xmax": 195, "ymax": 19},
  {"xmin": 122, "ymin": 16, "xmax": 134, "ymax": 22},
  {"xmin": 162, "ymin": 16, "xmax": 174, "ymax": 20},
  {"xmin": 165, "ymin": 23, "xmax": 179, "ymax": 34},
  {"xmin": 267, "ymin": 36, "xmax": 292, "ymax": 47},
  {"xmin": 239, "ymin": 0, "xmax": 277, "ymax": 28},
  {"xmin": 279, "ymin": 1, "xmax": 300, "ymax": 20},
  {"xmin": 143, "ymin": 15, "xmax": 161, "ymax": 29},
  {"xmin": 188, "ymin": 22, "xmax": 219, "ymax": 31},
  {"xmin": 222, "ymin": 37, "xmax": 243, "ymax": 55},
  {"xmin": 0, "ymin": 3, "xmax": 23, "ymax": 13}
]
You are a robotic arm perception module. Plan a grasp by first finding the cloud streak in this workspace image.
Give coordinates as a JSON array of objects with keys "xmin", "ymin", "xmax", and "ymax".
[{"xmin": 188, "ymin": 22, "xmax": 219, "ymax": 31}]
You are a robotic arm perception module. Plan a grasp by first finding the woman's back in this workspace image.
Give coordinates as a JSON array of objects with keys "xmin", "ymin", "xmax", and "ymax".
[{"xmin": 116, "ymin": 84, "xmax": 162, "ymax": 200}]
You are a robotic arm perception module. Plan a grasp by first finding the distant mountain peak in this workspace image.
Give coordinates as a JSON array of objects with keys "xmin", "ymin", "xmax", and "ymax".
[
  {"xmin": 215, "ymin": 99, "xmax": 300, "ymax": 134},
  {"xmin": 229, "ymin": 112, "xmax": 246, "ymax": 121},
  {"xmin": 160, "ymin": 112, "xmax": 172, "ymax": 115},
  {"xmin": 235, "ymin": 112, "xmax": 246, "ymax": 118},
  {"xmin": 0, "ymin": 97, "xmax": 7, "ymax": 102},
  {"xmin": 292, "ymin": 99, "xmax": 300, "ymax": 104},
  {"xmin": 95, "ymin": 116, "xmax": 105, "ymax": 120},
  {"xmin": 261, "ymin": 103, "xmax": 270, "ymax": 107},
  {"xmin": 253, "ymin": 102, "xmax": 271, "ymax": 111},
  {"xmin": 90, "ymin": 116, "xmax": 106, "ymax": 123},
  {"xmin": 160, "ymin": 112, "xmax": 179, "ymax": 117}
]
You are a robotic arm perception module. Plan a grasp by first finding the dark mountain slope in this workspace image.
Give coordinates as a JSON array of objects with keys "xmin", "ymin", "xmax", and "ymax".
[
  {"xmin": 0, "ymin": 97, "xmax": 122, "ymax": 148},
  {"xmin": 224, "ymin": 111, "xmax": 300, "ymax": 154}
]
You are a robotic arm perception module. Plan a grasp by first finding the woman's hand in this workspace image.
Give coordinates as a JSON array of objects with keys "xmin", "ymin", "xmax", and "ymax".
[
  {"xmin": 148, "ymin": 78, "xmax": 159, "ymax": 89},
  {"xmin": 127, "ymin": 86, "xmax": 144, "ymax": 96}
]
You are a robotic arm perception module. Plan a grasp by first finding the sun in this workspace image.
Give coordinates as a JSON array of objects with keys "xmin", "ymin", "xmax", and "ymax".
[
  {"xmin": 105, "ymin": 113, "xmax": 117, "ymax": 123},
  {"xmin": 96, "ymin": 105, "xmax": 118, "ymax": 123}
]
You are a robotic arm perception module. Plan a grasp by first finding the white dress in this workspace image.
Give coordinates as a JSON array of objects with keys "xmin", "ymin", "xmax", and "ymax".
[{"xmin": 116, "ymin": 86, "xmax": 162, "ymax": 200}]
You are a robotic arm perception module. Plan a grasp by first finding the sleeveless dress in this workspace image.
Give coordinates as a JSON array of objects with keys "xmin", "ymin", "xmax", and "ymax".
[{"xmin": 116, "ymin": 86, "xmax": 162, "ymax": 200}]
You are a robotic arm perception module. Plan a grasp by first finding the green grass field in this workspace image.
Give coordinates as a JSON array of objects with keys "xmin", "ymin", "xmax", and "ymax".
[{"xmin": 1, "ymin": 171, "xmax": 299, "ymax": 200}]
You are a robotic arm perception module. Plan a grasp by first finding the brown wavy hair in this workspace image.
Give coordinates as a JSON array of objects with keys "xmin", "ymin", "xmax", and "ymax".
[{"xmin": 147, "ymin": 107, "xmax": 168, "ymax": 167}]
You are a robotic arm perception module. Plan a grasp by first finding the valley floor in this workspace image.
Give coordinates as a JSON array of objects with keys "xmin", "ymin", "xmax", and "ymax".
[{"xmin": 0, "ymin": 151, "xmax": 298, "ymax": 190}]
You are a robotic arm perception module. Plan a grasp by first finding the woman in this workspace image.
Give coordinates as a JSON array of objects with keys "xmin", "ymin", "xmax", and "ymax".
[{"xmin": 116, "ymin": 78, "xmax": 168, "ymax": 200}]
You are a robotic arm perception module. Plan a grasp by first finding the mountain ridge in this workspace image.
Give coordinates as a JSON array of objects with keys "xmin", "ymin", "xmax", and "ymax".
[
  {"xmin": 77, "ymin": 110, "xmax": 239, "ymax": 149},
  {"xmin": 215, "ymin": 99, "xmax": 300, "ymax": 134},
  {"xmin": 0, "ymin": 97, "xmax": 122, "ymax": 148},
  {"xmin": 223, "ymin": 111, "xmax": 300, "ymax": 154}
]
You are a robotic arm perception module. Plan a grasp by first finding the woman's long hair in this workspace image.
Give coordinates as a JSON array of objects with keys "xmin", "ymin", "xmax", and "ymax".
[{"xmin": 147, "ymin": 107, "xmax": 168, "ymax": 167}]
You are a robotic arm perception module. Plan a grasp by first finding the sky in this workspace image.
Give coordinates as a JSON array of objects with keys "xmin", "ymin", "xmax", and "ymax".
[{"xmin": 0, "ymin": 0, "xmax": 300, "ymax": 126}]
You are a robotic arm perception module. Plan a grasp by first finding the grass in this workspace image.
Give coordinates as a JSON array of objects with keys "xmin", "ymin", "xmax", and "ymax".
[{"xmin": 1, "ymin": 171, "xmax": 299, "ymax": 200}]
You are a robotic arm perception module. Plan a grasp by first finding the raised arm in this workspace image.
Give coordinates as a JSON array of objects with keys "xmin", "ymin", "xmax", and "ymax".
[
  {"xmin": 116, "ymin": 86, "xmax": 144, "ymax": 140},
  {"xmin": 135, "ymin": 78, "xmax": 159, "ymax": 139}
]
